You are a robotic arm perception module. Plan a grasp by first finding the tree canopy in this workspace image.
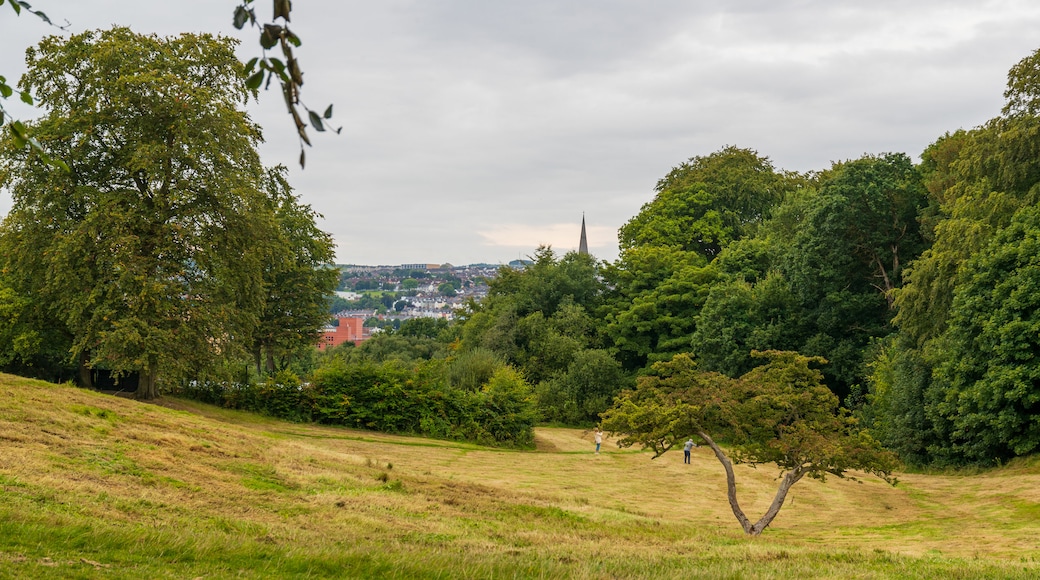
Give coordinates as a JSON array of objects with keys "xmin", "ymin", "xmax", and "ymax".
[
  {"xmin": 618, "ymin": 146, "xmax": 788, "ymax": 260},
  {"xmin": 0, "ymin": 28, "xmax": 334, "ymax": 398}
]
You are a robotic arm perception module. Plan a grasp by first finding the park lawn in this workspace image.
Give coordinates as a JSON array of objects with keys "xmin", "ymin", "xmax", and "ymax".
[{"xmin": 1, "ymin": 372, "xmax": 1039, "ymax": 578}]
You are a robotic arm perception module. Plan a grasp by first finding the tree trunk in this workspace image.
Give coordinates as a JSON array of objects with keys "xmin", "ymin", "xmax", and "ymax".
[
  {"xmin": 137, "ymin": 357, "xmax": 160, "ymax": 400},
  {"xmin": 749, "ymin": 467, "xmax": 806, "ymax": 535},
  {"xmin": 77, "ymin": 351, "xmax": 93, "ymax": 390},
  {"xmin": 265, "ymin": 347, "xmax": 276, "ymax": 374},
  {"xmin": 697, "ymin": 430, "xmax": 807, "ymax": 536},
  {"xmin": 698, "ymin": 430, "xmax": 754, "ymax": 534},
  {"xmin": 254, "ymin": 345, "xmax": 263, "ymax": 376}
]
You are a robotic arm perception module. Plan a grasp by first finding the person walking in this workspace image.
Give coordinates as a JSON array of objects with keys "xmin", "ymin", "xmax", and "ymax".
[
  {"xmin": 594, "ymin": 428, "xmax": 603, "ymax": 454},
  {"xmin": 683, "ymin": 438, "xmax": 696, "ymax": 464}
]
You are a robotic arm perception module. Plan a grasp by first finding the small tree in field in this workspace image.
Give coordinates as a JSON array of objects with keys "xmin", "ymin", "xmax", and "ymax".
[{"xmin": 601, "ymin": 351, "xmax": 897, "ymax": 535}]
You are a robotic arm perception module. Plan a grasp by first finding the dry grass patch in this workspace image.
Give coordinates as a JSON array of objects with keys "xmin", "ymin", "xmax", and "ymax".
[{"xmin": 3, "ymin": 373, "xmax": 1040, "ymax": 578}]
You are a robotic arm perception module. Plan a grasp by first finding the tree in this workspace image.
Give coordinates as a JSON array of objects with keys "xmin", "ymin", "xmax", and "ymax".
[
  {"xmin": 799, "ymin": 153, "xmax": 927, "ymax": 307},
  {"xmin": 601, "ymin": 351, "xmax": 897, "ymax": 536},
  {"xmin": 601, "ymin": 245, "xmax": 716, "ymax": 371},
  {"xmin": 484, "ymin": 246, "xmax": 603, "ymax": 318},
  {"xmin": 398, "ymin": 317, "xmax": 450, "ymax": 340},
  {"xmin": 437, "ymin": 282, "xmax": 458, "ymax": 297},
  {"xmin": 536, "ymin": 348, "xmax": 628, "ymax": 424},
  {"xmin": 0, "ymin": 28, "xmax": 274, "ymax": 399},
  {"xmin": 455, "ymin": 246, "xmax": 612, "ymax": 420},
  {"xmin": 692, "ymin": 272, "xmax": 802, "ymax": 378},
  {"xmin": 925, "ymin": 206, "xmax": 1040, "ymax": 464},
  {"xmin": 702, "ymin": 154, "xmax": 928, "ymax": 397},
  {"xmin": 251, "ymin": 166, "xmax": 339, "ymax": 375},
  {"xmin": 618, "ymin": 146, "xmax": 788, "ymax": 260}
]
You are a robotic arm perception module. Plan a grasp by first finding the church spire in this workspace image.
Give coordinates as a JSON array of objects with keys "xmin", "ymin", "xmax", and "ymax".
[{"xmin": 578, "ymin": 214, "xmax": 589, "ymax": 255}]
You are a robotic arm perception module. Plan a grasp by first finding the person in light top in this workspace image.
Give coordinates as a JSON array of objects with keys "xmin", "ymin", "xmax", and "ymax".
[{"xmin": 683, "ymin": 438, "xmax": 697, "ymax": 464}]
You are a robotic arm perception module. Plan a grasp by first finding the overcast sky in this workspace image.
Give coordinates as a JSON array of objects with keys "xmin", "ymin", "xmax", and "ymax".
[{"xmin": 3, "ymin": 1, "xmax": 1040, "ymax": 265}]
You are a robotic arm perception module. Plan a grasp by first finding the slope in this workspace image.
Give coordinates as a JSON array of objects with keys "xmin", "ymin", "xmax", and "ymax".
[{"xmin": 1, "ymin": 373, "xmax": 1039, "ymax": 578}]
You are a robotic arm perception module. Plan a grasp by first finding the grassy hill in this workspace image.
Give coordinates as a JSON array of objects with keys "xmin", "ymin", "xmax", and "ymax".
[{"xmin": 2, "ymin": 373, "xmax": 1039, "ymax": 578}]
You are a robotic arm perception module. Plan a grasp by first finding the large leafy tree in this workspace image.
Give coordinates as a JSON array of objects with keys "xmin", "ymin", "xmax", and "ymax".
[
  {"xmin": 926, "ymin": 206, "xmax": 1040, "ymax": 464},
  {"xmin": 691, "ymin": 154, "xmax": 926, "ymax": 397},
  {"xmin": 0, "ymin": 28, "xmax": 275, "ymax": 398},
  {"xmin": 604, "ymin": 147, "xmax": 792, "ymax": 374},
  {"xmin": 777, "ymin": 157, "xmax": 924, "ymax": 393},
  {"xmin": 692, "ymin": 272, "xmax": 802, "ymax": 378},
  {"xmin": 601, "ymin": 245, "xmax": 716, "ymax": 371},
  {"xmin": 601, "ymin": 351, "xmax": 897, "ymax": 536},
  {"xmin": 252, "ymin": 166, "xmax": 339, "ymax": 375},
  {"xmin": 460, "ymin": 247, "xmax": 604, "ymax": 375},
  {"xmin": 618, "ymin": 146, "xmax": 787, "ymax": 260},
  {"xmin": 792, "ymin": 153, "xmax": 927, "ymax": 307}
]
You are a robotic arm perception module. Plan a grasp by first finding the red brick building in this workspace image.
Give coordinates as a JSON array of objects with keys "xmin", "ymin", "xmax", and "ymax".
[{"xmin": 317, "ymin": 316, "xmax": 371, "ymax": 350}]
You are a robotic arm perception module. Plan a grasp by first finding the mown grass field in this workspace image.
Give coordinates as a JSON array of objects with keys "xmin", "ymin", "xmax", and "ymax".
[{"xmin": 2, "ymin": 373, "xmax": 1040, "ymax": 578}]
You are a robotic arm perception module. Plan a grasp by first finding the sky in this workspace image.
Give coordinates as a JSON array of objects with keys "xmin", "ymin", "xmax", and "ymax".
[{"xmin": 3, "ymin": 1, "xmax": 1040, "ymax": 266}]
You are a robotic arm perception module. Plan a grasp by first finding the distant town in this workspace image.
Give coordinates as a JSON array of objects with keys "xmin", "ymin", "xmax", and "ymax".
[{"xmin": 320, "ymin": 261, "xmax": 529, "ymax": 349}]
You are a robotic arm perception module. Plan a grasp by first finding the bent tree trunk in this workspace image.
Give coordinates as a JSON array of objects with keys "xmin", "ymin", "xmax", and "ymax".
[{"xmin": 697, "ymin": 430, "xmax": 807, "ymax": 536}]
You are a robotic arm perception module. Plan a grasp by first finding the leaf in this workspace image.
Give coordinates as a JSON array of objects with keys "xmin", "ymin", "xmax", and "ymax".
[
  {"xmin": 286, "ymin": 31, "xmax": 302, "ymax": 48},
  {"xmin": 245, "ymin": 70, "xmax": 265, "ymax": 90},
  {"xmin": 261, "ymin": 24, "xmax": 283, "ymax": 49},
  {"xmin": 274, "ymin": 0, "xmax": 292, "ymax": 21},
  {"xmin": 267, "ymin": 57, "xmax": 286, "ymax": 74},
  {"xmin": 232, "ymin": 5, "xmax": 250, "ymax": 29},
  {"xmin": 323, "ymin": 104, "xmax": 333, "ymax": 119},
  {"xmin": 299, "ymin": 149, "xmax": 306, "ymax": 168},
  {"xmin": 26, "ymin": 135, "xmax": 45, "ymax": 153},
  {"xmin": 9, "ymin": 121, "xmax": 27, "ymax": 148},
  {"xmin": 46, "ymin": 155, "xmax": 69, "ymax": 172},
  {"xmin": 0, "ymin": 83, "xmax": 11, "ymax": 99},
  {"xmin": 243, "ymin": 57, "xmax": 259, "ymax": 74},
  {"xmin": 308, "ymin": 110, "xmax": 325, "ymax": 132}
]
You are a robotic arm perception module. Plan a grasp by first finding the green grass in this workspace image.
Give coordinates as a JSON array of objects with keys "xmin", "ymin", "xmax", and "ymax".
[{"xmin": 2, "ymin": 373, "xmax": 1040, "ymax": 578}]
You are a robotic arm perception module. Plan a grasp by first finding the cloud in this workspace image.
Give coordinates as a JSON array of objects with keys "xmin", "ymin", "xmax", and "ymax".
[
  {"xmin": 4, "ymin": 1, "xmax": 1040, "ymax": 266},
  {"xmin": 477, "ymin": 222, "xmax": 615, "ymax": 250}
]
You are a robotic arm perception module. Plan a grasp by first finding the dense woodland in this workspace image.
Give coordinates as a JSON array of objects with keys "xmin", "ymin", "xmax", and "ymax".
[{"xmin": 3, "ymin": 27, "xmax": 1040, "ymax": 466}]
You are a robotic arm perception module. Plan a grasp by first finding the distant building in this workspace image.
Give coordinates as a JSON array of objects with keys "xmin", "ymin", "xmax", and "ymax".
[
  {"xmin": 578, "ymin": 214, "xmax": 589, "ymax": 255},
  {"xmin": 317, "ymin": 316, "xmax": 371, "ymax": 350}
]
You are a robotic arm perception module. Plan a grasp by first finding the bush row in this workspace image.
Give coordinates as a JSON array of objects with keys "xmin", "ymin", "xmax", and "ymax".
[{"xmin": 173, "ymin": 361, "xmax": 536, "ymax": 448}]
